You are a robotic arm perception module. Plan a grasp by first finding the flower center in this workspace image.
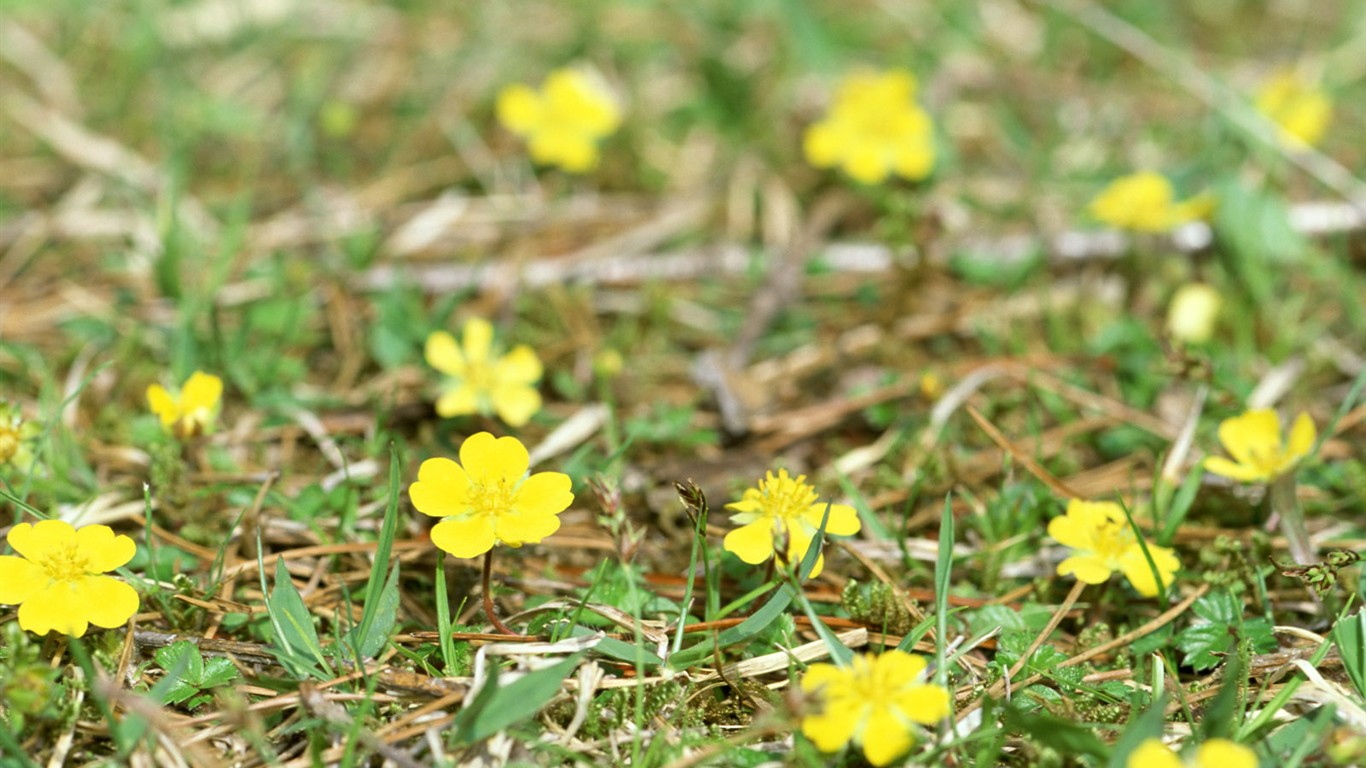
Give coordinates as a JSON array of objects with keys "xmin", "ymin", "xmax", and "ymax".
[
  {"xmin": 465, "ymin": 359, "xmax": 496, "ymax": 394},
  {"xmin": 1091, "ymin": 519, "xmax": 1136, "ymax": 564},
  {"xmin": 470, "ymin": 476, "xmax": 517, "ymax": 520},
  {"xmin": 0, "ymin": 424, "xmax": 17, "ymax": 463},
  {"xmin": 36, "ymin": 543, "xmax": 90, "ymax": 583},
  {"xmin": 758, "ymin": 474, "xmax": 819, "ymax": 521}
]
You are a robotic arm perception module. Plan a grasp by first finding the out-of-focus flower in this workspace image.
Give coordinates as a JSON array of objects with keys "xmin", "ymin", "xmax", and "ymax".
[
  {"xmin": 803, "ymin": 69, "xmax": 936, "ymax": 185},
  {"xmin": 1255, "ymin": 70, "xmax": 1331, "ymax": 148},
  {"xmin": 801, "ymin": 650, "xmax": 950, "ymax": 766},
  {"xmin": 1166, "ymin": 283, "xmax": 1222, "ymax": 344},
  {"xmin": 0, "ymin": 401, "xmax": 40, "ymax": 469},
  {"xmin": 1088, "ymin": 172, "xmax": 1213, "ymax": 232},
  {"xmin": 1205, "ymin": 409, "xmax": 1315, "ymax": 483},
  {"xmin": 426, "ymin": 318, "xmax": 543, "ymax": 428},
  {"xmin": 147, "ymin": 371, "xmax": 223, "ymax": 438},
  {"xmin": 723, "ymin": 469, "xmax": 861, "ymax": 578},
  {"xmin": 1048, "ymin": 499, "xmax": 1180, "ymax": 597},
  {"xmin": 496, "ymin": 67, "xmax": 621, "ymax": 172},
  {"xmin": 1127, "ymin": 737, "xmax": 1257, "ymax": 768},
  {"xmin": 0, "ymin": 519, "xmax": 139, "ymax": 637},
  {"xmin": 409, "ymin": 432, "xmax": 573, "ymax": 559}
]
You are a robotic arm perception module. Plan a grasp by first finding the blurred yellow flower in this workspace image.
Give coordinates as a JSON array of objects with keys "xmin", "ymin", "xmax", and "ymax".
[
  {"xmin": 426, "ymin": 318, "xmax": 544, "ymax": 427},
  {"xmin": 147, "ymin": 370, "xmax": 223, "ymax": 438},
  {"xmin": 496, "ymin": 67, "xmax": 621, "ymax": 173},
  {"xmin": 1255, "ymin": 70, "xmax": 1331, "ymax": 148},
  {"xmin": 801, "ymin": 650, "xmax": 950, "ymax": 766},
  {"xmin": 0, "ymin": 401, "xmax": 40, "ymax": 468},
  {"xmin": 410, "ymin": 432, "xmax": 573, "ymax": 559},
  {"xmin": 723, "ymin": 469, "xmax": 860, "ymax": 578},
  {"xmin": 1166, "ymin": 283, "xmax": 1221, "ymax": 344},
  {"xmin": 1128, "ymin": 737, "xmax": 1257, "ymax": 768},
  {"xmin": 1048, "ymin": 499, "xmax": 1179, "ymax": 597},
  {"xmin": 803, "ymin": 69, "xmax": 935, "ymax": 185},
  {"xmin": 0, "ymin": 519, "xmax": 139, "ymax": 637},
  {"xmin": 1205, "ymin": 409, "xmax": 1315, "ymax": 483},
  {"xmin": 1088, "ymin": 172, "xmax": 1213, "ymax": 232}
]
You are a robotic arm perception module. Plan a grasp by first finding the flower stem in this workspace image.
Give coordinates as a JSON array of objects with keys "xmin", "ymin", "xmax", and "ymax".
[{"xmin": 482, "ymin": 550, "xmax": 516, "ymax": 636}]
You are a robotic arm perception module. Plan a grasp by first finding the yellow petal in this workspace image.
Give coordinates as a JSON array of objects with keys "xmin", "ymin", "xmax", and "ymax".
[
  {"xmin": 843, "ymin": 145, "xmax": 889, "ymax": 185},
  {"xmin": 1202, "ymin": 456, "xmax": 1267, "ymax": 483},
  {"xmin": 490, "ymin": 384, "xmax": 542, "ymax": 428},
  {"xmin": 409, "ymin": 457, "xmax": 471, "ymax": 517},
  {"xmin": 1194, "ymin": 739, "xmax": 1257, "ymax": 768},
  {"xmin": 495, "ymin": 510, "xmax": 561, "ymax": 547},
  {"xmin": 723, "ymin": 520, "xmax": 776, "ymax": 565},
  {"xmin": 1285, "ymin": 411, "xmax": 1316, "ymax": 465},
  {"xmin": 495, "ymin": 83, "xmax": 542, "ymax": 135},
  {"xmin": 180, "ymin": 371, "xmax": 223, "ymax": 412},
  {"xmin": 425, "ymin": 331, "xmax": 466, "ymax": 376},
  {"xmin": 514, "ymin": 472, "xmax": 574, "ymax": 517},
  {"xmin": 75, "ymin": 575, "xmax": 139, "ymax": 629},
  {"xmin": 893, "ymin": 141, "xmax": 934, "ymax": 181},
  {"xmin": 1218, "ymin": 409, "xmax": 1282, "ymax": 468},
  {"xmin": 496, "ymin": 345, "xmax": 544, "ymax": 385},
  {"xmin": 1127, "ymin": 738, "xmax": 1182, "ymax": 768},
  {"xmin": 429, "ymin": 516, "xmax": 496, "ymax": 559},
  {"xmin": 74, "ymin": 525, "xmax": 136, "ymax": 573},
  {"xmin": 460, "ymin": 432, "xmax": 528, "ymax": 484},
  {"xmin": 803, "ymin": 122, "xmax": 842, "ymax": 168},
  {"xmin": 436, "ymin": 384, "xmax": 482, "ymax": 419},
  {"xmin": 461, "ymin": 318, "xmax": 495, "ymax": 366},
  {"xmin": 802, "ymin": 503, "xmax": 862, "ymax": 537},
  {"xmin": 859, "ymin": 705, "xmax": 915, "ymax": 766},
  {"xmin": 898, "ymin": 682, "xmax": 951, "ymax": 725},
  {"xmin": 7, "ymin": 519, "xmax": 76, "ymax": 562},
  {"xmin": 786, "ymin": 522, "xmax": 824, "ymax": 578},
  {"xmin": 146, "ymin": 384, "xmax": 179, "ymax": 427},
  {"xmin": 1057, "ymin": 554, "xmax": 1113, "ymax": 585},
  {"xmin": 1118, "ymin": 544, "xmax": 1180, "ymax": 597},
  {"xmin": 800, "ymin": 662, "xmax": 849, "ymax": 694},
  {"xmin": 0, "ymin": 555, "xmax": 44, "ymax": 604},
  {"xmin": 18, "ymin": 581, "xmax": 89, "ymax": 637},
  {"xmin": 872, "ymin": 649, "xmax": 928, "ymax": 682},
  {"xmin": 1047, "ymin": 501, "xmax": 1114, "ymax": 551}
]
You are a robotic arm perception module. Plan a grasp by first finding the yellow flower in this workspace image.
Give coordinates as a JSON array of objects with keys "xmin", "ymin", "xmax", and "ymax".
[
  {"xmin": 803, "ymin": 68, "xmax": 936, "ymax": 185},
  {"xmin": 0, "ymin": 519, "xmax": 139, "ymax": 637},
  {"xmin": 146, "ymin": 370, "xmax": 223, "ymax": 438},
  {"xmin": 1255, "ymin": 70, "xmax": 1331, "ymax": 148},
  {"xmin": 409, "ymin": 432, "xmax": 573, "ymax": 559},
  {"xmin": 495, "ymin": 67, "xmax": 621, "ymax": 173},
  {"xmin": 723, "ymin": 469, "xmax": 860, "ymax": 578},
  {"xmin": 426, "ymin": 318, "xmax": 544, "ymax": 428},
  {"xmin": 1204, "ymin": 409, "xmax": 1315, "ymax": 483},
  {"xmin": 801, "ymin": 650, "xmax": 951, "ymax": 766},
  {"xmin": 0, "ymin": 401, "xmax": 41, "ymax": 469},
  {"xmin": 1088, "ymin": 172, "xmax": 1213, "ymax": 233},
  {"xmin": 1166, "ymin": 283, "xmax": 1222, "ymax": 344},
  {"xmin": 1048, "ymin": 500, "xmax": 1180, "ymax": 597},
  {"xmin": 1127, "ymin": 737, "xmax": 1257, "ymax": 768}
]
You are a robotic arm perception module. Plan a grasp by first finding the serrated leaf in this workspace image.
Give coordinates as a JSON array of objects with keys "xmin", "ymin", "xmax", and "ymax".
[
  {"xmin": 452, "ymin": 654, "xmax": 583, "ymax": 745},
  {"xmin": 199, "ymin": 657, "xmax": 240, "ymax": 689},
  {"xmin": 1176, "ymin": 591, "xmax": 1277, "ymax": 671},
  {"xmin": 153, "ymin": 641, "xmax": 207, "ymax": 706}
]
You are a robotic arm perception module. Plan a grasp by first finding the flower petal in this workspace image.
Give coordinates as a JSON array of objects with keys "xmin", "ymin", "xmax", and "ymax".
[
  {"xmin": 515, "ymin": 472, "xmax": 574, "ymax": 517},
  {"xmin": 860, "ymin": 705, "xmax": 915, "ymax": 766},
  {"xmin": 723, "ymin": 520, "xmax": 775, "ymax": 566},
  {"xmin": 18, "ymin": 581, "xmax": 89, "ymax": 637},
  {"xmin": 1285, "ymin": 411, "xmax": 1316, "ymax": 465},
  {"xmin": 785, "ymin": 523, "xmax": 826, "ymax": 578},
  {"xmin": 429, "ymin": 516, "xmax": 496, "ymax": 559},
  {"xmin": 436, "ymin": 383, "xmax": 481, "ymax": 419},
  {"xmin": 490, "ymin": 384, "xmax": 542, "ymax": 428},
  {"xmin": 1127, "ymin": 739, "xmax": 1182, "ymax": 768},
  {"xmin": 496, "ymin": 345, "xmax": 543, "ymax": 386},
  {"xmin": 425, "ymin": 331, "xmax": 466, "ymax": 376},
  {"xmin": 1118, "ymin": 544, "xmax": 1180, "ymax": 598},
  {"xmin": 461, "ymin": 318, "xmax": 494, "ymax": 366},
  {"xmin": 898, "ymin": 683, "xmax": 951, "ymax": 725},
  {"xmin": 1202, "ymin": 456, "xmax": 1267, "ymax": 483},
  {"xmin": 800, "ymin": 662, "xmax": 849, "ymax": 695},
  {"xmin": 75, "ymin": 575, "xmax": 139, "ymax": 629},
  {"xmin": 146, "ymin": 384, "xmax": 178, "ymax": 427},
  {"xmin": 1218, "ymin": 409, "xmax": 1281, "ymax": 468},
  {"xmin": 495, "ymin": 84, "xmax": 542, "ymax": 135},
  {"xmin": 1194, "ymin": 739, "xmax": 1257, "ymax": 768},
  {"xmin": 802, "ymin": 503, "xmax": 861, "ymax": 537},
  {"xmin": 74, "ymin": 525, "xmax": 136, "ymax": 573},
  {"xmin": 181, "ymin": 371, "xmax": 222, "ymax": 413},
  {"xmin": 7, "ymin": 519, "xmax": 76, "ymax": 562},
  {"xmin": 872, "ymin": 649, "xmax": 928, "ymax": 683},
  {"xmin": 1057, "ymin": 554, "xmax": 1113, "ymax": 585},
  {"xmin": 0, "ymin": 555, "xmax": 44, "ymax": 604},
  {"xmin": 460, "ymin": 432, "xmax": 529, "ymax": 484},
  {"xmin": 495, "ymin": 510, "xmax": 560, "ymax": 547},
  {"xmin": 409, "ymin": 457, "xmax": 471, "ymax": 517}
]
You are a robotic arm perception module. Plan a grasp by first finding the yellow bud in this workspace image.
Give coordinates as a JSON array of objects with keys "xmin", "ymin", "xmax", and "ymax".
[{"xmin": 1166, "ymin": 283, "xmax": 1221, "ymax": 344}]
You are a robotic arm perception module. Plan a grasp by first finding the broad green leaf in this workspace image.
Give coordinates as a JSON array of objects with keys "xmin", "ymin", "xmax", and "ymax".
[
  {"xmin": 267, "ymin": 557, "xmax": 328, "ymax": 677},
  {"xmin": 1333, "ymin": 610, "xmax": 1366, "ymax": 701},
  {"xmin": 452, "ymin": 654, "xmax": 584, "ymax": 745},
  {"xmin": 1003, "ymin": 702, "xmax": 1108, "ymax": 759}
]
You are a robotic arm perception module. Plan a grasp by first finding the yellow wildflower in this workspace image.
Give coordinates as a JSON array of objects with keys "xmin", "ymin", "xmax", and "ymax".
[
  {"xmin": 409, "ymin": 432, "xmax": 573, "ymax": 559},
  {"xmin": 0, "ymin": 401, "xmax": 41, "ymax": 469},
  {"xmin": 1088, "ymin": 172, "xmax": 1213, "ymax": 232},
  {"xmin": 1204, "ymin": 409, "xmax": 1315, "ymax": 483},
  {"xmin": 1048, "ymin": 500, "xmax": 1180, "ymax": 597},
  {"xmin": 801, "ymin": 650, "xmax": 951, "ymax": 766},
  {"xmin": 0, "ymin": 519, "xmax": 139, "ymax": 637},
  {"xmin": 495, "ymin": 67, "xmax": 621, "ymax": 173},
  {"xmin": 1127, "ymin": 737, "xmax": 1257, "ymax": 768},
  {"xmin": 1255, "ymin": 70, "xmax": 1331, "ymax": 148},
  {"xmin": 723, "ymin": 469, "xmax": 860, "ymax": 578},
  {"xmin": 1166, "ymin": 283, "xmax": 1221, "ymax": 344},
  {"xmin": 146, "ymin": 370, "xmax": 223, "ymax": 438},
  {"xmin": 425, "ymin": 318, "xmax": 544, "ymax": 428},
  {"xmin": 803, "ymin": 68, "xmax": 936, "ymax": 185}
]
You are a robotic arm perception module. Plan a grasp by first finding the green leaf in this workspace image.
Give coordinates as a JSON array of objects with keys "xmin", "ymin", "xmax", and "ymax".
[
  {"xmin": 153, "ymin": 641, "xmax": 205, "ymax": 706},
  {"xmin": 1175, "ymin": 591, "xmax": 1276, "ymax": 671},
  {"xmin": 1198, "ymin": 654, "xmax": 1245, "ymax": 740},
  {"xmin": 348, "ymin": 561, "xmax": 401, "ymax": 660},
  {"xmin": 267, "ymin": 556, "xmax": 329, "ymax": 677},
  {"xmin": 451, "ymin": 654, "xmax": 583, "ymax": 745},
  {"xmin": 667, "ymin": 576, "xmax": 794, "ymax": 671},
  {"xmin": 1002, "ymin": 702, "xmax": 1108, "ymax": 759},
  {"xmin": 1333, "ymin": 610, "xmax": 1366, "ymax": 700}
]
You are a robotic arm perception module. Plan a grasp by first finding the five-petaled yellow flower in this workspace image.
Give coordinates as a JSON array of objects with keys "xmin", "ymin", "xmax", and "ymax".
[
  {"xmin": 0, "ymin": 401, "xmax": 41, "ymax": 469},
  {"xmin": 1204, "ymin": 409, "xmax": 1315, "ymax": 483},
  {"xmin": 1128, "ymin": 737, "xmax": 1257, "ymax": 768},
  {"xmin": 496, "ymin": 67, "xmax": 622, "ymax": 173},
  {"xmin": 426, "ymin": 318, "xmax": 544, "ymax": 428},
  {"xmin": 409, "ymin": 432, "xmax": 573, "ymax": 559},
  {"xmin": 1255, "ymin": 70, "xmax": 1331, "ymax": 148},
  {"xmin": 0, "ymin": 519, "xmax": 140, "ymax": 637},
  {"xmin": 723, "ymin": 469, "xmax": 860, "ymax": 578},
  {"xmin": 1048, "ymin": 500, "xmax": 1180, "ymax": 597},
  {"xmin": 801, "ymin": 650, "xmax": 951, "ymax": 766},
  {"xmin": 1088, "ymin": 172, "xmax": 1213, "ymax": 233},
  {"xmin": 147, "ymin": 370, "xmax": 223, "ymax": 438},
  {"xmin": 803, "ymin": 68, "xmax": 936, "ymax": 185}
]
